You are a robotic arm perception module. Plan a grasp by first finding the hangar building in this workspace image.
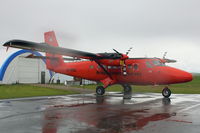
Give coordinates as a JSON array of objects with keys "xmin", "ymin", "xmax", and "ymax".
[
  {"xmin": 0, "ymin": 50, "xmax": 53, "ymax": 84},
  {"xmin": 0, "ymin": 49, "xmax": 97, "ymax": 85}
]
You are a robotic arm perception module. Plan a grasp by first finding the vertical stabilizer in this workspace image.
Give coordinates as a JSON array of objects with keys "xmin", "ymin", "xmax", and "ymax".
[
  {"xmin": 44, "ymin": 31, "xmax": 59, "ymax": 47},
  {"xmin": 44, "ymin": 31, "xmax": 64, "ymax": 70}
]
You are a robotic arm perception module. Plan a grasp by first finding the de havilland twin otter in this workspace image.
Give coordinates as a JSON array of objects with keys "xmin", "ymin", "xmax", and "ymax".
[{"xmin": 3, "ymin": 31, "xmax": 193, "ymax": 98}]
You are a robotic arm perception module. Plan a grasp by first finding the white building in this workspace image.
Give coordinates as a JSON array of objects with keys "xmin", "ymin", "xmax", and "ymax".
[
  {"xmin": 0, "ymin": 49, "xmax": 97, "ymax": 85},
  {"xmin": 0, "ymin": 50, "xmax": 52, "ymax": 84}
]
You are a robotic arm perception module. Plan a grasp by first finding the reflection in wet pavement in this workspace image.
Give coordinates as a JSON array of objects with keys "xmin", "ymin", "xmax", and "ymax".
[
  {"xmin": 0, "ymin": 93, "xmax": 200, "ymax": 133},
  {"xmin": 42, "ymin": 96, "xmax": 174, "ymax": 133}
]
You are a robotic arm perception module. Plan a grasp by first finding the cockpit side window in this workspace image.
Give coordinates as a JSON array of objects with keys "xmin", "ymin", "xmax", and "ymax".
[
  {"xmin": 146, "ymin": 61, "xmax": 153, "ymax": 68},
  {"xmin": 152, "ymin": 60, "xmax": 165, "ymax": 66}
]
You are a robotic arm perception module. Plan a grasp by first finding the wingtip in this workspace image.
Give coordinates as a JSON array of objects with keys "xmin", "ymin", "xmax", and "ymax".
[{"xmin": 3, "ymin": 41, "xmax": 11, "ymax": 47}]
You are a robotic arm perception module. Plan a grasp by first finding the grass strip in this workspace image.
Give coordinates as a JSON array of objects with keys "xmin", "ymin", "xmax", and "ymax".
[{"xmin": 0, "ymin": 84, "xmax": 78, "ymax": 99}]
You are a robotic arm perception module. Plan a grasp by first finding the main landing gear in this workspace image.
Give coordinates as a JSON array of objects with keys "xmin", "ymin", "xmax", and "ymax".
[
  {"xmin": 96, "ymin": 84, "xmax": 132, "ymax": 99},
  {"xmin": 122, "ymin": 84, "xmax": 132, "ymax": 99},
  {"xmin": 162, "ymin": 86, "xmax": 171, "ymax": 98},
  {"xmin": 96, "ymin": 86, "xmax": 105, "ymax": 95},
  {"xmin": 96, "ymin": 77, "xmax": 115, "ymax": 96}
]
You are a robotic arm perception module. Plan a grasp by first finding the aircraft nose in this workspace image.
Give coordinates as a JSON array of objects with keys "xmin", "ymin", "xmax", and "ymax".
[
  {"xmin": 171, "ymin": 68, "xmax": 193, "ymax": 83},
  {"xmin": 163, "ymin": 67, "xmax": 193, "ymax": 84},
  {"xmin": 181, "ymin": 71, "xmax": 193, "ymax": 82}
]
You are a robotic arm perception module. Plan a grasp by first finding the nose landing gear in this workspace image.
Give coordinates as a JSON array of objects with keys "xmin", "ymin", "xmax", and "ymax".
[{"xmin": 162, "ymin": 87, "xmax": 171, "ymax": 98}]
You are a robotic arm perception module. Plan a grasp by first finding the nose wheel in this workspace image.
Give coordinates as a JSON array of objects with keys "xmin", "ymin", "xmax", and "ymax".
[
  {"xmin": 162, "ymin": 87, "xmax": 171, "ymax": 98},
  {"xmin": 96, "ymin": 86, "xmax": 105, "ymax": 96}
]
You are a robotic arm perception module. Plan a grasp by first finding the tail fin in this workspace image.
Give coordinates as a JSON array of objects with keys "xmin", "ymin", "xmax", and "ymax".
[
  {"xmin": 44, "ymin": 31, "xmax": 59, "ymax": 47},
  {"xmin": 44, "ymin": 31, "xmax": 64, "ymax": 70}
]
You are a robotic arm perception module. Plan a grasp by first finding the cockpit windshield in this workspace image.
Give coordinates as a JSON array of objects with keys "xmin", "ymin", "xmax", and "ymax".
[{"xmin": 152, "ymin": 60, "xmax": 165, "ymax": 66}]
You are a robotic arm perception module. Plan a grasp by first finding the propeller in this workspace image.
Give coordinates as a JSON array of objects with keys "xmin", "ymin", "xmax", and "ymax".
[
  {"xmin": 113, "ymin": 49, "xmax": 122, "ymax": 56},
  {"xmin": 126, "ymin": 47, "xmax": 133, "ymax": 55},
  {"xmin": 161, "ymin": 52, "xmax": 177, "ymax": 63},
  {"xmin": 113, "ymin": 48, "xmax": 129, "ymax": 75},
  {"xmin": 163, "ymin": 52, "xmax": 167, "ymax": 59}
]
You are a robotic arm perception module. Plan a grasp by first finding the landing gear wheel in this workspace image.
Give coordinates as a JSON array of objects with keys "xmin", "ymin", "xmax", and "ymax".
[
  {"xmin": 124, "ymin": 85, "xmax": 132, "ymax": 92},
  {"xmin": 162, "ymin": 87, "xmax": 171, "ymax": 98},
  {"xmin": 122, "ymin": 84, "xmax": 132, "ymax": 99},
  {"xmin": 96, "ymin": 86, "xmax": 105, "ymax": 96}
]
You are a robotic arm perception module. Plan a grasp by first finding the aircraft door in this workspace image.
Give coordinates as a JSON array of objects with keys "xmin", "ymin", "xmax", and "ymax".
[{"xmin": 41, "ymin": 71, "xmax": 45, "ymax": 84}]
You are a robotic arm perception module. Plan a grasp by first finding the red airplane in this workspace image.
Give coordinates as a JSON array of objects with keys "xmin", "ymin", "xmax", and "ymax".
[{"xmin": 3, "ymin": 31, "xmax": 193, "ymax": 98}]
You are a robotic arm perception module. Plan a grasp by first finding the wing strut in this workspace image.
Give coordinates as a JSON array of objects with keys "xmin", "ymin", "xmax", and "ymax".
[
  {"xmin": 94, "ymin": 60, "xmax": 117, "ymax": 88},
  {"xmin": 94, "ymin": 60, "xmax": 112, "ymax": 79}
]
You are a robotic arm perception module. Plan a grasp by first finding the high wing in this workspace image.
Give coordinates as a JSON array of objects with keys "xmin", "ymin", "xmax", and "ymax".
[{"xmin": 3, "ymin": 40, "xmax": 122, "ymax": 60}]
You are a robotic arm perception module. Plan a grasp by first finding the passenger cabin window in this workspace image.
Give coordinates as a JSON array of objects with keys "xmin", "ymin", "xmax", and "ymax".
[
  {"xmin": 133, "ymin": 64, "xmax": 138, "ymax": 70},
  {"xmin": 128, "ymin": 64, "xmax": 132, "ymax": 69},
  {"xmin": 146, "ymin": 61, "xmax": 153, "ymax": 68},
  {"xmin": 108, "ymin": 66, "xmax": 121, "ymax": 69},
  {"xmin": 97, "ymin": 65, "xmax": 107, "ymax": 69},
  {"xmin": 89, "ymin": 65, "xmax": 94, "ymax": 69},
  {"xmin": 102, "ymin": 65, "xmax": 107, "ymax": 69}
]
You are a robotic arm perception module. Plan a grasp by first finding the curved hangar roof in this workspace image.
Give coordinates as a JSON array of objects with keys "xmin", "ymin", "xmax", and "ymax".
[{"xmin": 0, "ymin": 49, "xmax": 53, "ymax": 81}]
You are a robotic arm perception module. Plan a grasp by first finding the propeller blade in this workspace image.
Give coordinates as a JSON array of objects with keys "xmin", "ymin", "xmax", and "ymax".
[
  {"xmin": 163, "ymin": 52, "xmax": 167, "ymax": 59},
  {"xmin": 113, "ymin": 49, "xmax": 122, "ymax": 56},
  {"xmin": 126, "ymin": 47, "xmax": 133, "ymax": 55},
  {"xmin": 164, "ymin": 59, "xmax": 177, "ymax": 63}
]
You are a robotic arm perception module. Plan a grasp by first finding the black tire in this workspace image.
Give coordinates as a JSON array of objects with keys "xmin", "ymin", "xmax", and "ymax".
[
  {"xmin": 122, "ymin": 84, "xmax": 132, "ymax": 99},
  {"xmin": 96, "ymin": 86, "xmax": 105, "ymax": 95},
  {"xmin": 162, "ymin": 87, "xmax": 171, "ymax": 98},
  {"xmin": 123, "ymin": 84, "xmax": 132, "ymax": 92}
]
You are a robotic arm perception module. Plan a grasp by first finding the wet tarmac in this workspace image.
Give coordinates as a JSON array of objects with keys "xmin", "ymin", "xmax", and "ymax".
[{"xmin": 0, "ymin": 93, "xmax": 200, "ymax": 133}]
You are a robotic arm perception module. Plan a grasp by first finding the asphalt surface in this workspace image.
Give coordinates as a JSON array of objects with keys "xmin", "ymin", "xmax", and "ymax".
[{"xmin": 0, "ymin": 93, "xmax": 200, "ymax": 133}]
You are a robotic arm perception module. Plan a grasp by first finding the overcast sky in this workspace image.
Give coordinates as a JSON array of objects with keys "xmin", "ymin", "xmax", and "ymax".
[{"xmin": 0, "ymin": 0, "xmax": 200, "ymax": 72}]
